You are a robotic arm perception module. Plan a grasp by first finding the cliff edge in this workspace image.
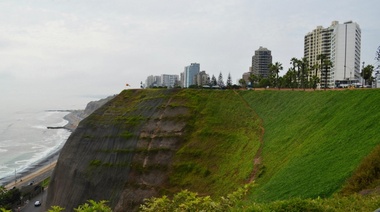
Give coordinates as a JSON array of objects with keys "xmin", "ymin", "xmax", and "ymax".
[{"xmin": 46, "ymin": 89, "xmax": 192, "ymax": 211}]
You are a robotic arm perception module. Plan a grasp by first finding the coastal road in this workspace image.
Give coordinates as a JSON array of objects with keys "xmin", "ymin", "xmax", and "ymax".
[
  {"xmin": 20, "ymin": 190, "xmax": 47, "ymax": 212},
  {"xmin": 5, "ymin": 162, "xmax": 56, "ymax": 190}
]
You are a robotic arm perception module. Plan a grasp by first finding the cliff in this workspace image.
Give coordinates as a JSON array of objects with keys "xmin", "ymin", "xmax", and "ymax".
[
  {"xmin": 63, "ymin": 95, "xmax": 115, "ymax": 131},
  {"xmin": 45, "ymin": 89, "xmax": 380, "ymax": 211},
  {"xmin": 46, "ymin": 89, "xmax": 195, "ymax": 211}
]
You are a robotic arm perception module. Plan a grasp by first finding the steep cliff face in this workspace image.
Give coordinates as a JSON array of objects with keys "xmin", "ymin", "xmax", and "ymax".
[
  {"xmin": 63, "ymin": 95, "xmax": 115, "ymax": 131},
  {"xmin": 46, "ymin": 89, "xmax": 192, "ymax": 211}
]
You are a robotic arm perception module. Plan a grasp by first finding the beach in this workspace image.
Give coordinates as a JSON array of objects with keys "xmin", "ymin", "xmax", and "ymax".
[{"xmin": 1, "ymin": 111, "xmax": 79, "ymax": 189}]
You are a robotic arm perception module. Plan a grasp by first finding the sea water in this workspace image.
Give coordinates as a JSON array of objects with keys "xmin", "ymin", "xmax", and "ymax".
[{"xmin": 0, "ymin": 109, "xmax": 72, "ymax": 185}]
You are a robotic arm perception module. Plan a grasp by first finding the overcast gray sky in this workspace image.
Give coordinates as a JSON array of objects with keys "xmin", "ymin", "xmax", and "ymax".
[{"xmin": 1, "ymin": 0, "xmax": 379, "ymax": 109}]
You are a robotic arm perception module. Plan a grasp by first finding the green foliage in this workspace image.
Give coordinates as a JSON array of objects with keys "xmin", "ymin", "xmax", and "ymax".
[
  {"xmin": 119, "ymin": 130, "xmax": 134, "ymax": 139},
  {"xmin": 0, "ymin": 186, "xmax": 21, "ymax": 209},
  {"xmin": 74, "ymin": 200, "xmax": 112, "ymax": 212},
  {"xmin": 89, "ymin": 159, "xmax": 102, "ymax": 167},
  {"xmin": 0, "ymin": 209, "xmax": 11, "ymax": 212},
  {"xmin": 361, "ymin": 64, "xmax": 375, "ymax": 85},
  {"xmin": 267, "ymin": 198, "xmax": 325, "ymax": 212},
  {"xmin": 140, "ymin": 182, "xmax": 254, "ymax": 211},
  {"xmin": 140, "ymin": 182, "xmax": 380, "ymax": 211},
  {"xmin": 170, "ymin": 90, "xmax": 261, "ymax": 197},
  {"xmin": 239, "ymin": 90, "xmax": 380, "ymax": 202},
  {"xmin": 48, "ymin": 200, "xmax": 111, "ymax": 212},
  {"xmin": 340, "ymin": 144, "xmax": 380, "ymax": 195},
  {"xmin": 41, "ymin": 177, "xmax": 51, "ymax": 188},
  {"xmin": 48, "ymin": 206, "xmax": 65, "ymax": 212}
]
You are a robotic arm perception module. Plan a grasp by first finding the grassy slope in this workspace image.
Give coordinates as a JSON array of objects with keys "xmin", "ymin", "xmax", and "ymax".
[
  {"xmin": 238, "ymin": 89, "xmax": 380, "ymax": 202},
  {"xmin": 168, "ymin": 89, "xmax": 262, "ymax": 197}
]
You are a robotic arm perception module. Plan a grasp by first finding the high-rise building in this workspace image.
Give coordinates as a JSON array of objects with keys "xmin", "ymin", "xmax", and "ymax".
[
  {"xmin": 251, "ymin": 47, "xmax": 272, "ymax": 78},
  {"xmin": 145, "ymin": 75, "xmax": 162, "ymax": 88},
  {"xmin": 304, "ymin": 21, "xmax": 361, "ymax": 88},
  {"xmin": 196, "ymin": 71, "xmax": 209, "ymax": 86},
  {"xmin": 183, "ymin": 63, "xmax": 200, "ymax": 88},
  {"xmin": 161, "ymin": 74, "xmax": 179, "ymax": 88}
]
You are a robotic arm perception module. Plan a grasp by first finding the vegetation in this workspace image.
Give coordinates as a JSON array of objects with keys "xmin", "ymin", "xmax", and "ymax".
[
  {"xmin": 22, "ymin": 88, "xmax": 380, "ymax": 211},
  {"xmin": 239, "ymin": 89, "xmax": 380, "ymax": 202},
  {"xmin": 140, "ymin": 182, "xmax": 254, "ymax": 211},
  {"xmin": 140, "ymin": 183, "xmax": 380, "ymax": 211},
  {"xmin": 169, "ymin": 90, "xmax": 261, "ymax": 197},
  {"xmin": 0, "ymin": 186, "xmax": 20, "ymax": 210},
  {"xmin": 239, "ymin": 54, "xmax": 336, "ymax": 89},
  {"xmin": 47, "ymin": 200, "xmax": 112, "ymax": 212},
  {"xmin": 361, "ymin": 64, "xmax": 375, "ymax": 86}
]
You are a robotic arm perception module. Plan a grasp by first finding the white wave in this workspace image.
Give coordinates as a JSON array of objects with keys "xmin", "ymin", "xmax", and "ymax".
[
  {"xmin": 0, "ymin": 148, "xmax": 8, "ymax": 153},
  {"xmin": 32, "ymin": 125, "xmax": 47, "ymax": 129}
]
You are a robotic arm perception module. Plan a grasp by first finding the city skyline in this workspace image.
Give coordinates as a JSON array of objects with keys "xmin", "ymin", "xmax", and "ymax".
[{"xmin": 0, "ymin": 1, "xmax": 379, "ymax": 111}]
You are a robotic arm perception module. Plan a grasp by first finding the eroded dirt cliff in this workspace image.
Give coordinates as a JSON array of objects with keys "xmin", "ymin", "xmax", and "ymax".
[{"xmin": 46, "ymin": 89, "xmax": 192, "ymax": 211}]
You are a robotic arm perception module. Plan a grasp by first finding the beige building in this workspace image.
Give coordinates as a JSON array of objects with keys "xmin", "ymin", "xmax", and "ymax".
[
  {"xmin": 304, "ymin": 21, "xmax": 361, "ymax": 88},
  {"xmin": 196, "ymin": 71, "xmax": 209, "ymax": 86}
]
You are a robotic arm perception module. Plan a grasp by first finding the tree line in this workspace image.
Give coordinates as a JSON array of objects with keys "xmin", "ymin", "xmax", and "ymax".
[{"xmin": 239, "ymin": 54, "xmax": 376, "ymax": 90}]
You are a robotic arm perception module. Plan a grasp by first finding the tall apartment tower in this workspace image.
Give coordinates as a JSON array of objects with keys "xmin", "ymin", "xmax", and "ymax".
[
  {"xmin": 252, "ymin": 47, "xmax": 272, "ymax": 78},
  {"xmin": 161, "ymin": 74, "xmax": 179, "ymax": 88},
  {"xmin": 183, "ymin": 63, "xmax": 200, "ymax": 88},
  {"xmin": 304, "ymin": 21, "xmax": 361, "ymax": 88}
]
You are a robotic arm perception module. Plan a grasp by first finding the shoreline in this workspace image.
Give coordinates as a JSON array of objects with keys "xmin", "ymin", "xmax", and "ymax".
[
  {"xmin": 1, "ymin": 111, "xmax": 81, "ymax": 188},
  {"xmin": 0, "ymin": 96, "xmax": 113, "ymax": 189}
]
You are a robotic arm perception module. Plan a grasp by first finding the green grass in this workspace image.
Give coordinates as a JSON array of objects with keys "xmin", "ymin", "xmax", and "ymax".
[
  {"xmin": 169, "ymin": 89, "xmax": 261, "ymax": 197},
  {"xmin": 79, "ymin": 88, "xmax": 380, "ymax": 209},
  {"xmin": 238, "ymin": 89, "xmax": 380, "ymax": 202}
]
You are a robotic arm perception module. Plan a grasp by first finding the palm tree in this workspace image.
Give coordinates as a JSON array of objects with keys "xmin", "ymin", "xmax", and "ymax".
[
  {"xmin": 238, "ymin": 78, "xmax": 247, "ymax": 88},
  {"xmin": 317, "ymin": 54, "xmax": 332, "ymax": 90},
  {"xmin": 299, "ymin": 58, "xmax": 309, "ymax": 90},
  {"xmin": 361, "ymin": 64, "xmax": 375, "ymax": 86},
  {"xmin": 248, "ymin": 73, "xmax": 258, "ymax": 90},
  {"xmin": 290, "ymin": 57, "xmax": 301, "ymax": 88},
  {"xmin": 269, "ymin": 62, "xmax": 283, "ymax": 89}
]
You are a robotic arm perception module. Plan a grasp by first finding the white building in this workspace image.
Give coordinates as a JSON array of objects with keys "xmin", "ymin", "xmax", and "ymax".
[
  {"xmin": 145, "ymin": 75, "xmax": 162, "ymax": 88},
  {"xmin": 304, "ymin": 21, "xmax": 361, "ymax": 88},
  {"xmin": 330, "ymin": 21, "xmax": 361, "ymax": 84},
  {"xmin": 161, "ymin": 74, "xmax": 179, "ymax": 88}
]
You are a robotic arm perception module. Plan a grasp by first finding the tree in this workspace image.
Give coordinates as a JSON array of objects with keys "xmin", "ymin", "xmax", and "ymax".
[
  {"xmin": 376, "ymin": 46, "xmax": 380, "ymax": 62},
  {"xmin": 218, "ymin": 72, "xmax": 225, "ymax": 88},
  {"xmin": 311, "ymin": 64, "xmax": 320, "ymax": 89},
  {"xmin": 210, "ymin": 75, "xmax": 217, "ymax": 86},
  {"xmin": 0, "ymin": 186, "xmax": 21, "ymax": 210},
  {"xmin": 317, "ymin": 54, "xmax": 332, "ymax": 90},
  {"xmin": 47, "ymin": 200, "xmax": 112, "ymax": 212},
  {"xmin": 361, "ymin": 64, "xmax": 375, "ymax": 86},
  {"xmin": 238, "ymin": 78, "xmax": 247, "ymax": 88},
  {"xmin": 259, "ymin": 78, "xmax": 270, "ymax": 88},
  {"xmin": 299, "ymin": 57, "xmax": 309, "ymax": 90},
  {"xmin": 226, "ymin": 73, "xmax": 233, "ymax": 88},
  {"xmin": 290, "ymin": 58, "xmax": 301, "ymax": 89},
  {"xmin": 140, "ymin": 183, "xmax": 254, "ymax": 211},
  {"xmin": 285, "ymin": 67, "xmax": 297, "ymax": 90},
  {"xmin": 269, "ymin": 62, "xmax": 283, "ymax": 89},
  {"xmin": 248, "ymin": 73, "xmax": 258, "ymax": 89}
]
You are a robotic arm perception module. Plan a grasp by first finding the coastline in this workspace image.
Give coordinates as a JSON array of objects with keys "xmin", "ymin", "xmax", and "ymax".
[
  {"xmin": 1, "ymin": 111, "xmax": 80, "ymax": 189},
  {"xmin": 1, "ymin": 95, "xmax": 114, "ymax": 189}
]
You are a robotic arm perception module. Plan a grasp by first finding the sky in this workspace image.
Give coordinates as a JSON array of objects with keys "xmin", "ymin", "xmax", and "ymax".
[{"xmin": 0, "ymin": 0, "xmax": 379, "ymax": 110}]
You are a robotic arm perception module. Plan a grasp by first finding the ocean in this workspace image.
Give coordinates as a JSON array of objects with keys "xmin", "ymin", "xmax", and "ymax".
[
  {"xmin": 0, "ymin": 91, "xmax": 109, "ymax": 186},
  {"xmin": 0, "ymin": 109, "xmax": 71, "ymax": 186}
]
